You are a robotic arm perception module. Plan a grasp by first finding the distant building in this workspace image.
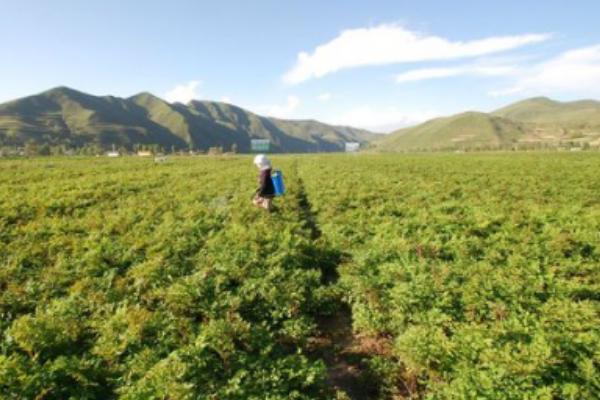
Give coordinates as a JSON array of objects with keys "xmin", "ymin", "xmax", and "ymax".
[
  {"xmin": 107, "ymin": 151, "xmax": 120, "ymax": 157},
  {"xmin": 345, "ymin": 142, "xmax": 360, "ymax": 152},
  {"xmin": 137, "ymin": 150, "xmax": 152, "ymax": 157}
]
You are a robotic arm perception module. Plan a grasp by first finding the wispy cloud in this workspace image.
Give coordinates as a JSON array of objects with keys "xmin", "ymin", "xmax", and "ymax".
[
  {"xmin": 395, "ymin": 65, "xmax": 516, "ymax": 83},
  {"xmin": 488, "ymin": 87, "xmax": 524, "ymax": 97},
  {"xmin": 327, "ymin": 106, "xmax": 440, "ymax": 132},
  {"xmin": 283, "ymin": 24, "xmax": 551, "ymax": 84},
  {"xmin": 489, "ymin": 44, "xmax": 600, "ymax": 97},
  {"xmin": 317, "ymin": 92, "xmax": 332, "ymax": 101},
  {"xmin": 164, "ymin": 80, "xmax": 201, "ymax": 103},
  {"xmin": 251, "ymin": 96, "xmax": 300, "ymax": 119}
]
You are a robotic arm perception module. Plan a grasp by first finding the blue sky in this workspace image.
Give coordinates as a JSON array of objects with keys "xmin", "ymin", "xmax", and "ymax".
[{"xmin": 2, "ymin": 0, "xmax": 600, "ymax": 131}]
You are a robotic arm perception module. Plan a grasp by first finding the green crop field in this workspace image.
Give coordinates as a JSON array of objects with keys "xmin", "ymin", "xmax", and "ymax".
[{"xmin": 1, "ymin": 153, "xmax": 599, "ymax": 399}]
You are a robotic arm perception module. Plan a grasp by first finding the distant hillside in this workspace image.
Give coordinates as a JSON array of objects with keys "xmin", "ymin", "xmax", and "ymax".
[
  {"xmin": 378, "ymin": 112, "xmax": 527, "ymax": 151},
  {"xmin": 492, "ymin": 97, "xmax": 600, "ymax": 126},
  {"xmin": 0, "ymin": 87, "xmax": 375, "ymax": 153},
  {"xmin": 378, "ymin": 97, "xmax": 600, "ymax": 151}
]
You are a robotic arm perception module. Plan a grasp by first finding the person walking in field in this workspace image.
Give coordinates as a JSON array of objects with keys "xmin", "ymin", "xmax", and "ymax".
[{"xmin": 253, "ymin": 154, "xmax": 275, "ymax": 211}]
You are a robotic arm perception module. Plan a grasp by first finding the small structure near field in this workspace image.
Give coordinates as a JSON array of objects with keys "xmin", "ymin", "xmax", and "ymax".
[
  {"xmin": 154, "ymin": 155, "xmax": 168, "ymax": 163},
  {"xmin": 345, "ymin": 142, "xmax": 360, "ymax": 152},
  {"xmin": 251, "ymin": 139, "xmax": 270, "ymax": 152},
  {"xmin": 137, "ymin": 150, "xmax": 152, "ymax": 157},
  {"xmin": 107, "ymin": 151, "xmax": 120, "ymax": 157}
]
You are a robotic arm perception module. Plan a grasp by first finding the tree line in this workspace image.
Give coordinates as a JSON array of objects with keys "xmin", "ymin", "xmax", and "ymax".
[{"xmin": 0, "ymin": 141, "xmax": 240, "ymax": 157}]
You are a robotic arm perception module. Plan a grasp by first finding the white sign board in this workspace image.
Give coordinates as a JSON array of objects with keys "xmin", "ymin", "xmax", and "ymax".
[{"xmin": 345, "ymin": 142, "xmax": 360, "ymax": 152}]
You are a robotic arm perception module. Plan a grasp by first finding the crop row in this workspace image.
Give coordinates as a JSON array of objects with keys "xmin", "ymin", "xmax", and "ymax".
[
  {"xmin": 0, "ymin": 157, "xmax": 336, "ymax": 399},
  {"xmin": 299, "ymin": 153, "xmax": 600, "ymax": 399}
]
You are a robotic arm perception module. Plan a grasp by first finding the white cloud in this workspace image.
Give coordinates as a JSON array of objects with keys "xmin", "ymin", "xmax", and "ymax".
[
  {"xmin": 396, "ymin": 67, "xmax": 462, "ymax": 82},
  {"xmin": 317, "ymin": 92, "xmax": 332, "ymax": 101},
  {"xmin": 521, "ymin": 45, "xmax": 600, "ymax": 92},
  {"xmin": 220, "ymin": 96, "xmax": 232, "ymax": 103},
  {"xmin": 489, "ymin": 44, "xmax": 600, "ymax": 97},
  {"xmin": 164, "ymin": 80, "xmax": 201, "ymax": 103},
  {"xmin": 327, "ymin": 106, "xmax": 440, "ymax": 132},
  {"xmin": 488, "ymin": 86, "xmax": 524, "ymax": 97},
  {"xmin": 252, "ymin": 96, "xmax": 300, "ymax": 119},
  {"xmin": 395, "ymin": 65, "xmax": 516, "ymax": 83},
  {"xmin": 283, "ymin": 24, "xmax": 551, "ymax": 84}
]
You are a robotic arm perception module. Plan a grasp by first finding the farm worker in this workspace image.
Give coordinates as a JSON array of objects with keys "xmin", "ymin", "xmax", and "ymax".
[{"xmin": 252, "ymin": 154, "xmax": 275, "ymax": 211}]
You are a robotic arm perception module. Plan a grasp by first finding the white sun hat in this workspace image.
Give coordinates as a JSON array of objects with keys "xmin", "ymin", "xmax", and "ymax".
[{"xmin": 253, "ymin": 154, "xmax": 271, "ymax": 169}]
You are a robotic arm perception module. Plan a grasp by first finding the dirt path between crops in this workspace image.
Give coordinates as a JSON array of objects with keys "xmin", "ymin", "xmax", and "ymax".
[
  {"xmin": 314, "ymin": 305, "xmax": 384, "ymax": 399},
  {"xmin": 294, "ymin": 172, "xmax": 382, "ymax": 399}
]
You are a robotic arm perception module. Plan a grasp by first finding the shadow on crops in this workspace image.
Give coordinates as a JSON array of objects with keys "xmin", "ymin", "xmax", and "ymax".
[{"xmin": 293, "ymin": 173, "xmax": 383, "ymax": 399}]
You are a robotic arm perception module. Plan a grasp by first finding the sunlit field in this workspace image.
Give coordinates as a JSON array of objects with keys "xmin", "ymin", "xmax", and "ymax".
[{"xmin": 1, "ymin": 153, "xmax": 599, "ymax": 399}]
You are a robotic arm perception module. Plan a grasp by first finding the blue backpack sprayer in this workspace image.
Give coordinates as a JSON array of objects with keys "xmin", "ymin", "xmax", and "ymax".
[{"xmin": 271, "ymin": 170, "xmax": 285, "ymax": 196}]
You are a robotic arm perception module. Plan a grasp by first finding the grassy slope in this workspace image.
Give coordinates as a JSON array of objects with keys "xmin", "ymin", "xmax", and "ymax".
[
  {"xmin": 0, "ymin": 87, "xmax": 375, "ymax": 152},
  {"xmin": 0, "ymin": 87, "xmax": 186, "ymax": 148},
  {"xmin": 492, "ymin": 96, "xmax": 600, "ymax": 126},
  {"xmin": 269, "ymin": 118, "xmax": 377, "ymax": 151},
  {"xmin": 379, "ymin": 112, "xmax": 526, "ymax": 151},
  {"xmin": 378, "ymin": 97, "xmax": 600, "ymax": 151}
]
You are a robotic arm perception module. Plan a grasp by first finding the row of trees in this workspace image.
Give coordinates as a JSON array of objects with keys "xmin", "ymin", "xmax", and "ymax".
[
  {"xmin": 0, "ymin": 142, "xmax": 240, "ymax": 157},
  {"xmin": 394, "ymin": 141, "xmax": 598, "ymax": 153}
]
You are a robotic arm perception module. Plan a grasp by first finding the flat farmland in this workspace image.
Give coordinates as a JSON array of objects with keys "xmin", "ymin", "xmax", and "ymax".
[{"xmin": 1, "ymin": 153, "xmax": 599, "ymax": 399}]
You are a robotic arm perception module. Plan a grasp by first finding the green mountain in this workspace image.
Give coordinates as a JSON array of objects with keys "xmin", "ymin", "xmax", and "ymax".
[
  {"xmin": 0, "ymin": 87, "xmax": 375, "ymax": 152},
  {"xmin": 378, "ymin": 97, "xmax": 600, "ymax": 151},
  {"xmin": 378, "ymin": 112, "xmax": 527, "ymax": 151},
  {"xmin": 492, "ymin": 97, "xmax": 600, "ymax": 126}
]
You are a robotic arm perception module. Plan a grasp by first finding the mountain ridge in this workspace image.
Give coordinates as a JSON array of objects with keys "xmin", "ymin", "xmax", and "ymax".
[
  {"xmin": 377, "ymin": 96, "xmax": 600, "ymax": 151},
  {"xmin": 0, "ymin": 87, "xmax": 376, "ymax": 153}
]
